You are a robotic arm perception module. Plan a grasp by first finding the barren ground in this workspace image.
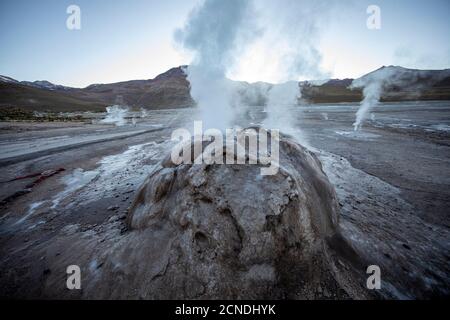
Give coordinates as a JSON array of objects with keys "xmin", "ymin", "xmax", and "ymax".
[{"xmin": 0, "ymin": 101, "xmax": 449, "ymax": 299}]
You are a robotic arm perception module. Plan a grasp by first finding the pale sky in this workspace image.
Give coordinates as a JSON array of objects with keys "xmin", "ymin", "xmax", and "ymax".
[{"xmin": 0, "ymin": 0, "xmax": 449, "ymax": 87}]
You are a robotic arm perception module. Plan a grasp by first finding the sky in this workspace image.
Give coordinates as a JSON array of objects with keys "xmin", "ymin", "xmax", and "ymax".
[{"xmin": 0, "ymin": 0, "xmax": 449, "ymax": 87}]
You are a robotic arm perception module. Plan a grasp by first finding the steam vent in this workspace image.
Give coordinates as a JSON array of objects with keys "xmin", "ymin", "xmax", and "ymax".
[
  {"xmin": 43, "ymin": 129, "xmax": 368, "ymax": 299},
  {"xmin": 120, "ymin": 129, "xmax": 348, "ymax": 299}
]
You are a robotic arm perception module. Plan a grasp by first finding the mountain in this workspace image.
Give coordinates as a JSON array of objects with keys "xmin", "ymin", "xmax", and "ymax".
[
  {"xmin": 349, "ymin": 66, "xmax": 450, "ymax": 101},
  {"xmin": 1, "ymin": 66, "xmax": 449, "ymax": 113},
  {"xmin": 0, "ymin": 67, "xmax": 193, "ymax": 113},
  {"xmin": 301, "ymin": 66, "xmax": 450, "ymax": 103},
  {"xmin": 0, "ymin": 81, "xmax": 106, "ymax": 112},
  {"xmin": 301, "ymin": 78, "xmax": 362, "ymax": 103},
  {"xmin": 20, "ymin": 80, "xmax": 72, "ymax": 91},
  {"xmin": 357, "ymin": 65, "xmax": 450, "ymax": 82},
  {"xmin": 0, "ymin": 75, "xmax": 19, "ymax": 84},
  {"xmin": 65, "ymin": 66, "xmax": 193, "ymax": 109}
]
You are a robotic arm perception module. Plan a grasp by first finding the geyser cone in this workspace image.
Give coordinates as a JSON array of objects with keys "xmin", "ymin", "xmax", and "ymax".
[
  {"xmin": 124, "ymin": 129, "xmax": 344, "ymax": 298},
  {"xmin": 38, "ymin": 129, "xmax": 370, "ymax": 299}
]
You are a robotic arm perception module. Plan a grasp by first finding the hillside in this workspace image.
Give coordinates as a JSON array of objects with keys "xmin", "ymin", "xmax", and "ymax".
[
  {"xmin": 0, "ymin": 82, "xmax": 107, "ymax": 112},
  {"xmin": 0, "ymin": 67, "xmax": 194, "ymax": 113},
  {"xmin": 301, "ymin": 79, "xmax": 362, "ymax": 103},
  {"xmin": 302, "ymin": 66, "xmax": 450, "ymax": 103},
  {"xmin": 1, "ymin": 66, "xmax": 449, "ymax": 113},
  {"xmin": 64, "ymin": 67, "xmax": 193, "ymax": 109}
]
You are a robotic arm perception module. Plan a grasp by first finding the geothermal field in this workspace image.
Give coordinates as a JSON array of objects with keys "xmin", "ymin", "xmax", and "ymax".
[
  {"xmin": 0, "ymin": 101, "xmax": 449, "ymax": 299},
  {"xmin": 1, "ymin": 0, "xmax": 449, "ymax": 305}
]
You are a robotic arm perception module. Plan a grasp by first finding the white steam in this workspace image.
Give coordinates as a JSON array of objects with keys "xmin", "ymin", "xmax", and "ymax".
[
  {"xmin": 350, "ymin": 66, "xmax": 450, "ymax": 130},
  {"xmin": 175, "ymin": 0, "xmax": 255, "ymax": 131},
  {"xmin": 175, "ymin": 0, "xmax": 333, "ymax": 142},
  {"xmin": 140, "ymin": 107, "xmax": 150, "ymax": 118},
  {"xmin": 262, "ymin": 81, "xmax": 300, "ymax": 136},
  {"xmin": 257, "ymin": 0, "xmax": 332, "ymax": 144},
  {"xmin": 233, "ymin": 0, "xmax": 332, "ymax": 83},
  {"xmin": 350, "ymin": 67, "xmax": 398, "ymax": 131},
  {"xmin": 100, "ymin": 105, "xmax": 129, "ymax": 126}
]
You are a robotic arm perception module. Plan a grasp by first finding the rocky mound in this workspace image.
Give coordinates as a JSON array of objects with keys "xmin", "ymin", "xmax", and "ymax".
[
  {"xmin": 41, "ymin": 130, "xmax": 367, "ymax": 299},
  {"xmin": 120, "ymin": 130, "xmax": 343, "ymax": 299}
]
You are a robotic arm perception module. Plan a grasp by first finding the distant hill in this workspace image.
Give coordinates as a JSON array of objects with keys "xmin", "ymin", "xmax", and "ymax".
[
  {"xmin": 1, "ymin": 66, "xmax": 449, "ymax": 113},
  {"xmin": 301, "ymin": 66, "xmax": 450, "ymax": 103},
  {"xmin": 0, "ymin": 67, "xmax": 194, "ymax": 113},
  {"xmin": 301, "ymin": 78, "xmax": 362, "ymax": 103},
  {"xmin": 64, "ymin": 66, "xmax": 194, "ymax": 109},
  {"xmin": 20, "ymin": 80, "xmax": 72, "ymax": 91},
  {"xmin": 0, "ymin": 81, "xmax": 106, "ymax": 112}
]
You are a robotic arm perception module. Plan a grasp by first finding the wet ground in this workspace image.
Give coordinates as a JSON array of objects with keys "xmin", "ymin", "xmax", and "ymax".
[{"xmin": 0, "ymin": 101, "xmax": 449, "ymax": 299}]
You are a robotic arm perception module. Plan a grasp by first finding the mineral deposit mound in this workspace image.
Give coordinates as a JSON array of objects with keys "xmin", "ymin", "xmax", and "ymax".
[
  {"xmin": 38, "ymin": 129, "xmax": 369, "ymax": 299},
  {"xmin": 119, "ymin": 129, "xmax": 354, "ymax": 299}
]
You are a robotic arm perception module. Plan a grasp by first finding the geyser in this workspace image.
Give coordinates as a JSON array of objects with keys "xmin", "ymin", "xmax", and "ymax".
[
  {"xmin": 175, "ymin": 0, "xmax": 254, "ymax": 131},
  {"xmin": 350, "ymin": 67, "xmax": 399, "ymax": 131},
  {"xmin": 40, "ymin": 130, "xmax": 360, "ymax": 299},
  {"xmin": 263, "ymin": 81, "xmax": 302, "ymax": 139},
  {"xmin": 350, "ymin": 66, "xmax": 450, "ymax": 130},
  {"xmin": 116, "ymin": 130, "xmax": 343, "ymax": 298},
  {"xmin": 100, "ymin": 105, "xmax": 129, "ymax": 127},
  {"xmin": 175, "ymin": 0, "xmax": 332, "ymax": 138},
  {"xmin": 170, "ymin": 123, "xmax": 280, "ymax": 175}
]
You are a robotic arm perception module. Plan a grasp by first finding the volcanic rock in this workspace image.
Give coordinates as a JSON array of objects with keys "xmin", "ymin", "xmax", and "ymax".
[
  {"xmin": 120, "ymin": 131, "xmax": 342, "ymax": 298},
  {"xmin": 41, "ymin": 130, "xmax": 367, "ymax": 299}
]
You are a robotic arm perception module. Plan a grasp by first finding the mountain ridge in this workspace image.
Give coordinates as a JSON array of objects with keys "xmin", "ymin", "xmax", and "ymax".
[{"xmin": 1, "ymin": 65, "xmax": 449, "ymax": 112}]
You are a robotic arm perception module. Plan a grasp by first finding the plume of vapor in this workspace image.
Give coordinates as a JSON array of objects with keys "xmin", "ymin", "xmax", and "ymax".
[
  {"xmin": 350, "ymin": 67, "xmax": 400, "ymax": 131},
  {"xmin": 140, "ymin": 107, "xmax": 149, "ymax": 118},
  {"xmin": 235, "ymin": 81, "xmax": 272, "ymax": 107},
  {"xmin": 100, "ymin": 105, "xmax": 129, "ymax": 126},
  {"xmin": 350, "ymin": 66, "xmax": 450, "ymax": 130},
  {"xmin": 257, "ymin": 0, "xmax": 333, "ymax": 144},
  {"xmin": 174, "ymin": 0, "xmax": 255, "ymax": 131},
  {"xmin": 232, "ymin": 0, "xmax": 333, "ymax": 83},
  {"xmin": 175, "ymin": 0, "xmax": 335, "ymax": 144},
  {"xmin": 262, "ymin": 81, "xmax": 300, "ymax": 133}
]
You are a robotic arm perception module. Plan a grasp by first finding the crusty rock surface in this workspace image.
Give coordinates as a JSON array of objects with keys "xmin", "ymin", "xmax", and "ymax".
[
  {"xmin": 41, "ymin": 130, "xmax": 368, "ymax": 299},
  {"xmin": 123, "ymin": 132, "xmax": 342, "ymax": 299}
]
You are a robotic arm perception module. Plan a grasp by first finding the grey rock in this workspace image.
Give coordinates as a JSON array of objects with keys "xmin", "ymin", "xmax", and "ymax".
[{"xmin": 42, "ymin": 131, "xmax": 364, "ymax": 299}]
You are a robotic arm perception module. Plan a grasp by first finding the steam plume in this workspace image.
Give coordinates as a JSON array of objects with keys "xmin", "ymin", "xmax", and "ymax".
[
  {"xmin": 101, "ymin": 105, "xmax": 129, "ymax": 126},
  {"xmin": 258, "ymin": 0, "xmax": 332, "ymax": 144},
  {"xmin": 351, "ymin": 66, "xmax": 450, "ymax": 130},
  {"xmin": 175, "ymin": 0, "xmax": 334, "ymax": 142},
  {"xmin": 175, "ymin": 0, "xmax": 254, "ymax": 131}
]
